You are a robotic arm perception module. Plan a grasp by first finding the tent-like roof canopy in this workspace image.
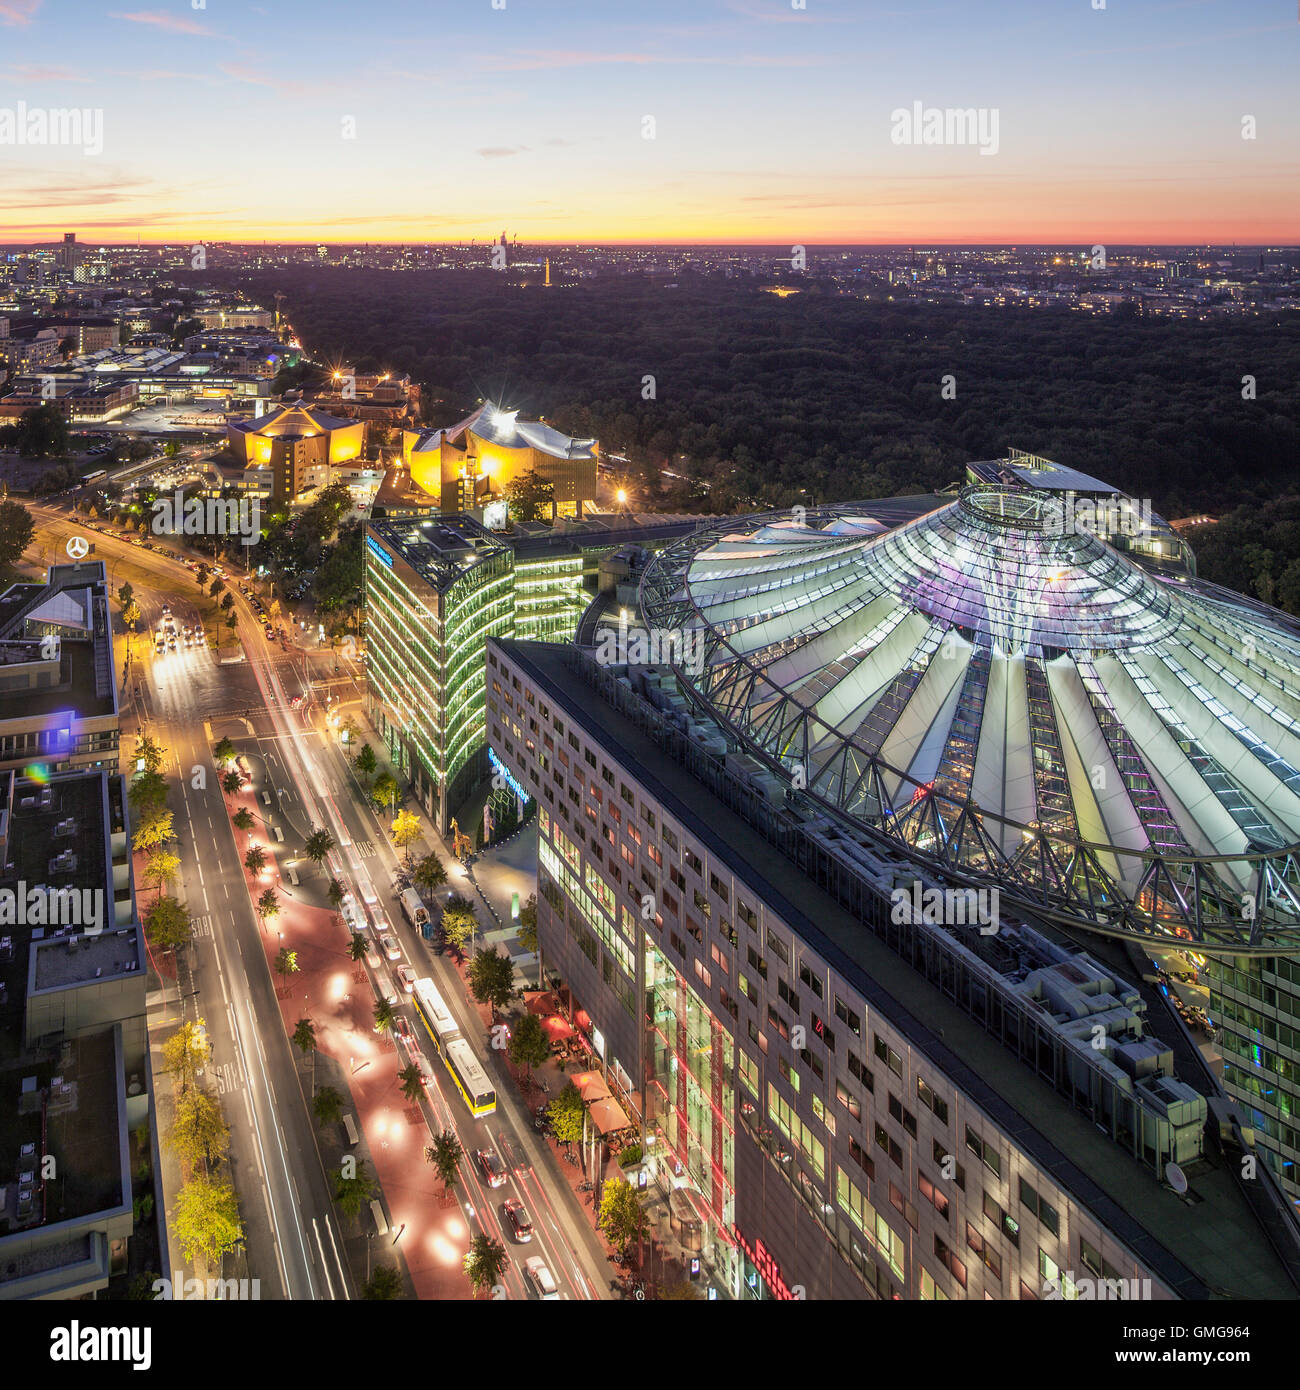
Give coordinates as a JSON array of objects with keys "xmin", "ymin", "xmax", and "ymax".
[{"xmin": 640, "ymin": 485, "xmax": 1300, "ymax": 947}]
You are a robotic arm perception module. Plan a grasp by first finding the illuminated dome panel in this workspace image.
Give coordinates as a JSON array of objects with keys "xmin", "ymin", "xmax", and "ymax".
[{"xmin": 640, "ymin": 487, "xmax": 1300, "ymax": 949}]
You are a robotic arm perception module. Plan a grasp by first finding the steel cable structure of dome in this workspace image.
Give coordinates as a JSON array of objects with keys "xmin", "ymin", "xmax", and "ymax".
[{"xmin": 639, "ymin": 484, "xmax": 1300, "ymax": 953}]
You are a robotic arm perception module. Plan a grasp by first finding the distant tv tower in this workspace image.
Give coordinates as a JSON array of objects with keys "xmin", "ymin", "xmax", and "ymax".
[{"xmin": 544, "ymin": 257, "xmax": 551, "ymax": 288}]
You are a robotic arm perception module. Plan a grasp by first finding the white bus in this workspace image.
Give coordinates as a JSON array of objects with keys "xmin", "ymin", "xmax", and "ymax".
[
  {"xmin": 412, "ymin": 976, "xmax": 459, "ymax": 1051},
  {"xmin": 399, "ymin": 888, "xmax": 429, "ymax": 932}
]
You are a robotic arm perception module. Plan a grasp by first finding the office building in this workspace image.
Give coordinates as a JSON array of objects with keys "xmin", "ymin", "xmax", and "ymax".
[
  {"xmin": 484, "ymin": 470, "xmax": 1300, "ymax": 1299},
  {"xmin": 0, "ymin": 563, "xmax": 121, "ymax": 777},
  {"xmin": 363, "ymin": 516, "xmax": 586, "ymax": 831}
]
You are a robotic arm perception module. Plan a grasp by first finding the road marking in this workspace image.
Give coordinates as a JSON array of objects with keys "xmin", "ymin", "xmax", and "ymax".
[
  {"xmin": 355, "ymin": 839, "xmax": 376, "ymax": 858},
  {"xmin": 192, "ymin": 914, "xmax": 212, "ymax": 939}
]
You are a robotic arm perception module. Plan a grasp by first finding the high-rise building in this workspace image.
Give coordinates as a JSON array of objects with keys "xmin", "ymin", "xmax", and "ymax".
[
  {"xmin": 483, "ymin": 466, "xmax": 1300, "ymax": 1299},
  {"xmin": 363, "ymin": 517, "xmax": 586, "ymax": 829}
]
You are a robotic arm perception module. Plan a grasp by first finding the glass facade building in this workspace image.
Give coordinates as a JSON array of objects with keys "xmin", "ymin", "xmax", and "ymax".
[{"xmin": 364, "ymin": 517, "xmax": 585, "ymax": 829}]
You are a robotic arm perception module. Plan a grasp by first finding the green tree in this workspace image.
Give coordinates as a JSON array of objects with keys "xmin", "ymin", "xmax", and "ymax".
[
  {"xmin": 132, "ymin": 806, "xmax": 174, "ymax": 853},
  {"xmin": 373, "ymin": 997, "xmax": 395, "ymax": 1033},
  {"xmin": 232, "ymin": 807, "xmax": 254, "ymax": 833},
  {"xmin": 398, "ymin": 1063, "xmax": 425, "ymax": 1104},
  {"xmin": 464, "ymin": 1233, "xmax": 508, "ymax": 1298},
  {"xmin": 162, "ymin": 1020, "xmax": 209, "ymax": 1094},
  {"xmin": 220, "ymin": 592, "xmax": 235, "ymax": 611},
  {"xmin": 244, "ymin": 845, "xmax": 266, "ymax": 875},
  {"xmin": 144, "ymin": 895, "xmax": 191, "ymax": 954},
  {"xmin": 166, "ymin": 1087, "xmax": 231, "ymax": 1171},
  {"xmin": 305, "ymin": 827, "xmax": 335, "ymax": 865},
  {"xmin": 506, "ymin": 1010, "xmax": 551, "ymax": 1079},
  {"xmin": 116, "ymin": 580, "xmax": 134, "ymax": 609},
  {"xmin": 469, "ymin": 945, "xmax": 516, "ymax": 1018},
  {"xmin": 312, "ymin": 1086, "xmax": 344, "ymax": 1127},
  {"xmin": 348, "ymin": 932, "xmax": 368, "ymax": 962},
  {"xmin": 212, "ymin": 736, "xmax": 236, "ymax": 765},
  {"xmin": 257, "ymin": 888, "xmax": 279, "ymax": 921},
  {"xmin": 142, "ymin": 847, "xmax": 180, "ymax": 899},
  {"xmin": 225, "ymin": 611, "xmax": 238, "ymax": 632},
  {"xmin": 173, "ymin": 1174, "xmax": 243, "ymax": 1267},
  {"xmin": 505, "ymin": 468, "xmax": 555, "ymax": 524},
  {"xmin": 598, "ymin": 1177, "xmax": 648, "ymax": 1256},
  {"xmin": 196, "ymin": 564, "xmax": 209, "ymax": 588},
  {"xmin": 221, "ymin": 769, "xmax": 243, "ymax": 796},
  {"xmin": 441, "ymin": 894, "xmax": 478, "ymax": 955},
  {"xmin": 209, "ymin": 577, "xmax": 225, "ymax": 598},
  {"xmin": 428, "ymin": 1129, "xmax": 463, "ymax": 1190},
  {"xmin": 128, "ymin": 770, "xmax": 168, "ymax": 823},
  {"xmin": 327, "ymin": 878, "xmax": 345, "ymax": 910},
  {"xmin": 0, "ymin": 499, "xmax": 35, "ymax": 566},
  {"xmin": 13, "ymin": 403, "xmax": 69, "ymax": 460},
  {"xmin": 413, "ymin": 852, "xmax": 447, "ymax": 895},
  {"xmin": 134, "ymin": 731, "xmax": 166, "ymax": 775},
  {"xmin": 361, "ymin": 1265, "xmax": 404, "ymax": 1299},
  {"xmin": 658, "ymin": 1279, "xmax": 703, "ymax": 1301},
  {"xmin": 390, "ymin": 809, "xmax": 421, "ymax": 865},
  {"xmin": 292, "ymin": 1017, "xmax": 316, "ymax": 1055},
  {"xmin": 371, "ymin": 771, "xmax": 400, "ymax": 813},
  {"xmin": 353, "ymin": 743, "xmax": 377, "ymax": 780},
  {"xmin": 516, "ymin": 893, "xmax": 538, "ymax": 956},
  {"xmin": 547, "ymin": 1082, "xmax": 587, "ymax": 1146},
  {"xmin": 274, "ymin": 947, "xmax": 298, "ymax": 982},
  {"xmin": 333, "ymin": 1159, "xmax": 377, "ymax": 1221}
]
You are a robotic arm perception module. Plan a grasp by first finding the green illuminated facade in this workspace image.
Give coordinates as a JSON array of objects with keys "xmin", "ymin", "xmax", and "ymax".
[{"xmin": 364, "ymin": 517, "xmax": 584, "ymax": 830}]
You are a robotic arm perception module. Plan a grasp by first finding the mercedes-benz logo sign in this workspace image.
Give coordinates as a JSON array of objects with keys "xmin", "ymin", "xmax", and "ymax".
[{"xmin": 66, "ymin": 535, "xmax": 90, "ymax": 561}]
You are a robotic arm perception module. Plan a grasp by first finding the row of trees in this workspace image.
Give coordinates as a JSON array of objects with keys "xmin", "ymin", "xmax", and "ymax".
[{"xmin": 160, "ymin": 1021, "xmax": 243, "ymax": 1269}]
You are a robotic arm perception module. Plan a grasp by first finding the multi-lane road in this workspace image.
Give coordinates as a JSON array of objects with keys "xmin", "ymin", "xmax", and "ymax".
[{"xmin": 30, "ymin": 501, "xmax": 615, "ymax": 1300}]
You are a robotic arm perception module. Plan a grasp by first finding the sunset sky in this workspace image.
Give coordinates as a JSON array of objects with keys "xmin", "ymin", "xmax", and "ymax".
[{"xmin": 0, "ymin": 0, "xmax": 1297, "ymax": 245}]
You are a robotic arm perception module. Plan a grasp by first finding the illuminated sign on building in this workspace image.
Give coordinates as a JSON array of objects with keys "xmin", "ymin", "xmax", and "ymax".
[
  {"xmin": 488, "ymin": 746, "xmax": 528, "ymax": 803},
  {"xmin": 733, "ymin": 1227, "xmax": 798, "ymax": 1300},
  {"xmin": 365, "ymin": 536, "xmax": 394, "ymax": 568}
]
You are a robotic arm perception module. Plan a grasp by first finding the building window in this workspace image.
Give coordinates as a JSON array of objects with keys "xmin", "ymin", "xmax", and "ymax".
[
  {"xmin": 873, "ymin": 1034, "xmax": 902, "ymax": 1078},
  {"xmin": 965, "ymin": 1126, "xmax": 1001, "ymax": 1179},
  {"xmin": 833, "ymin": 995, "xmax": 860, "ymax": 1035},
  {"xmin": 835, "ymin": 1079, "xmax": 861, "ymax": 1120},
  {"xmin": 916, "ymin": 1076, "xmax": 949, "ymax": 1126},
  {"xmin": 767, "ymin": 931, "xmax": 789, "ymax": 965},
  {"xmin": 1018, "ymin": 1178, "xmax": 1059, "ymax": 1238},
  {"xmin": 918, "ymin": 1172, "xmax": 949, "ymax": 1220}
]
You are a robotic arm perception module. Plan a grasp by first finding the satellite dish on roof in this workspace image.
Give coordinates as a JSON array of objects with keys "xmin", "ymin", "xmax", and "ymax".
[{"xmin": 1165, "ymin": 1161, "xmax": 1189, "ymax": 1195}]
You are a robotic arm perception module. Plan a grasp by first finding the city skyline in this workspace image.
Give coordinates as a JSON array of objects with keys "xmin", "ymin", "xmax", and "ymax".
[{"xmin": 0, "ymin": 0, "xmax": 1297, "ymax": 244}]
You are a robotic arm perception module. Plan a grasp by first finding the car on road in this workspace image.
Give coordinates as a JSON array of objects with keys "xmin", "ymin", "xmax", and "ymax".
[
  {"xmin": 475, "ymin": 1148, "xmax": 507, "ymax": 1188},
  {"xmin": 380, "ymin": 934, "xmax": 401, "ymax": 961},
  {"xmin": 501, "ymin": 1199, "xmax": 533, "ymax": 1243},
  {"xmin": 396, "ymin": 965, "xmax": 416, "ymax": 992},
  {"xmin": 498, "ymin": 1133, "xmax": 527, "ymax": 1176},
  {"xmin": 523, "ymin": 1256, "xmax": 559, "ymax": 1300},
  {"xmin": 393, "ymin": 1014, "xmax": 412, "ymax": 1039},
  {"xmin": 364, "ymin": 943, "xmax": 381, "ymax": 971}
]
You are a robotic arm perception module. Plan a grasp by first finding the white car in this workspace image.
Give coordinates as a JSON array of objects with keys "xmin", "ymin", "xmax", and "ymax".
[
  {"xmin": 396, "ymin": 965, "xmax": 416, "ymax": 992},
  {"xmin": 523, "ymin": 1256, "xmax": 560, "ymax": 1300},
  {"xmin": 380, "ymin": 934, "xmax": 401, "ymax": 962}
]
